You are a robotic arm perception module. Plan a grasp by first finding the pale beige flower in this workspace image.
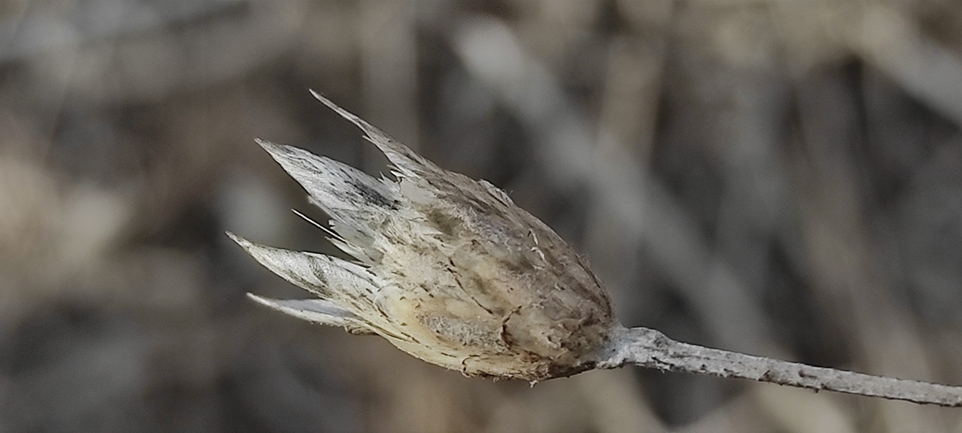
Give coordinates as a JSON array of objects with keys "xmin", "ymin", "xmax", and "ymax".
[{"xmin": 230, "ymin": 91, "xmax": 615, "ymax": 382}]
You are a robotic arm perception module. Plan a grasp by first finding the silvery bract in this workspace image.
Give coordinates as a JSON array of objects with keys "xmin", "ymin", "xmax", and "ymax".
[{"xmin": 230, "ymin": 91, "xmax": 615, "ymax": 382}]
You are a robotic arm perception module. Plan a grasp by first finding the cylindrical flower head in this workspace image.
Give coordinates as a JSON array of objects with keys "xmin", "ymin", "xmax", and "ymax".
[{"xmin": 232, "ymin": 92, "xmax": 616, "ymax": 382}]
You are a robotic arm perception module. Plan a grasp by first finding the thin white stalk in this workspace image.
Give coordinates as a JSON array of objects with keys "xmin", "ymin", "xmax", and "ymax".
[{"xmin": 598, "ymin": 326, "xmax": 962, "ymax": 407}]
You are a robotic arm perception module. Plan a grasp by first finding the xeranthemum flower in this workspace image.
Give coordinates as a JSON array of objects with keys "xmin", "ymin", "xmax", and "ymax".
[
  {"xmin": 228, "ymin": 93, "xmax": 962, "ymax": 407},
  {"xmin": 230, "ymin": 91, "xmax": 616, "ymax": 382},
  {"xmin": 231, "ymin": 91, "xmax": 962, "ymax": 406}
]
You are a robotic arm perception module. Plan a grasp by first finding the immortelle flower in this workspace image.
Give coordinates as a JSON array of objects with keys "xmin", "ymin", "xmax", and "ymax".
[
  {"xmin": 230, "ymin": 91, "xmax": 962, "ymax": 405},
  {"xmin": 231, "ymin": 92, "xmax": 614, "ymax": 382}
]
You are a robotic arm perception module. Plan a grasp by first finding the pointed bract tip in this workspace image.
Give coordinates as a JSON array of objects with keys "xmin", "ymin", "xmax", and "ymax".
[
  {"xmin": 309, "ymin": 90, "xmax": 365, "ymax": 127},
  {"xmin": 309, "ymin": 90, "xmax": 433, "ymax": 176},
  {"xmin": 225, "ymin": 231, "xmax": 251, "ymax": 248},
  {"xmin": 246, "ymin": 292, "xmax": 273, "ymax": 307},
  {"xmin": 225, "ymin": 233, "xmax": 287, "ymax": 262},
  {"xmin": 254, "ymin": 138, "xmax": 281, "ymax": 153},
  {"xmin": 309, "ymin": 89, "xmax": 332, "ymax": 107},
  {"xmin": 254, "ymin": 139, "xmax": 301, "ymax": 169}
]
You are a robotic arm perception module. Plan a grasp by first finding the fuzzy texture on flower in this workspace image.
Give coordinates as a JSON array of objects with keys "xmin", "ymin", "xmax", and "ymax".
[{"xmin": 231, "ymin": 92, "xmax": 616, "ymax": 382}]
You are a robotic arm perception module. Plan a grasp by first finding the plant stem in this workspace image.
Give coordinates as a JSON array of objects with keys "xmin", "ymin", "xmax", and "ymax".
[{"xmin": 598, "ymin": 326, "xmax": 962, "ymax": 407}]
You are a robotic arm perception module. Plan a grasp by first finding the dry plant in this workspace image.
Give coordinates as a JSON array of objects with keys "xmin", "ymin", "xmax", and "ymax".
[{"xmin": 231, "ymin": 91, "xmax": 962, "ymax": 407}]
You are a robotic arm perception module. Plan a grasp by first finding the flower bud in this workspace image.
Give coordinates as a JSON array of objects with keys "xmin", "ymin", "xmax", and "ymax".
[{"xmin": 231, "ymin": 92, "xmax": 616, "ymax": 382}]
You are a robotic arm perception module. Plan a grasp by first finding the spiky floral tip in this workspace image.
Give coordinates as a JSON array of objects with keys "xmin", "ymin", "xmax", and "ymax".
[{"xmin": 231, "ymin": 91, "xmax": 616, "ymax": 382}]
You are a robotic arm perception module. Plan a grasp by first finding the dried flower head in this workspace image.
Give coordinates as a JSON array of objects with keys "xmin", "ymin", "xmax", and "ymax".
[
  {"xmin": 230, "ymin": 91, "xmax": 615, "ymax": 382},
  {"xmin": 232, "ymin": 91, "xmax": 962, "ymax": 406}
]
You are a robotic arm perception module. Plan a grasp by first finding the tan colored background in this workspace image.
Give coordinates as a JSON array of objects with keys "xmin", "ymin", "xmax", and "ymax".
[{"xmin": 1, "ymin": 0, "xmax": 962, "ymax": 431}]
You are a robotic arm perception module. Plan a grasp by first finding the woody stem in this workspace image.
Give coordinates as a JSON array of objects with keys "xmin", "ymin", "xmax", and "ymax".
[{"xmin": 599, "ymin": 326, "xmax": 962, "ymax": 407}]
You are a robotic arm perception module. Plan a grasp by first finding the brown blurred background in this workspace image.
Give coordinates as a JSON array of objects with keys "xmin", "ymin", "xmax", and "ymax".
[{"xmin": 1, "ymin": 0, "xmax": 962, "ymax": 432}]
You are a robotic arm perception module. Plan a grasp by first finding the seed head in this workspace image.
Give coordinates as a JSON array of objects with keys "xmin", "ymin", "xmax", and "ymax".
[{"xmin": 231, "ymin": 91, "xmax": 616, "ymax": 382}]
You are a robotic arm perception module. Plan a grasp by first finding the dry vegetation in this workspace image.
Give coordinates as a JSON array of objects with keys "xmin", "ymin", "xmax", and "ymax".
[{"xmin": 1, "ymin": 0, "xmax": 961, "ymax": 432}]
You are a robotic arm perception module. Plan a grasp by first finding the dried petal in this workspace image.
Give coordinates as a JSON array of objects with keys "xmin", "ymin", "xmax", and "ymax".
[{"xmin": 235, "ymin": 93, "xmax": 617, "ymax": 381}]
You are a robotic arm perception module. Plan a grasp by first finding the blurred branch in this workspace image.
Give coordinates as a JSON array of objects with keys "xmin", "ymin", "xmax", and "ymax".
[
  {"xmin": 451, "ymin": 16, "xmax": 775, "ymax": 355},
  {"xmin": 576, "ymin": 370, "xmax": 670, "ymax": 433},
  {"xmin": 360, "ymin": 0, "xmax": 420, "ymax": 154},
  {"xmin": 0, "ymin": 0, "xmax": 244, "ymax": 64},
  {"xmin": 824, "ymin": 3, "xmax": 962, "ymax": 128},
  {"xmin": 791, "ymin": 69, "xmax": 949, "ymax": 430}
]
